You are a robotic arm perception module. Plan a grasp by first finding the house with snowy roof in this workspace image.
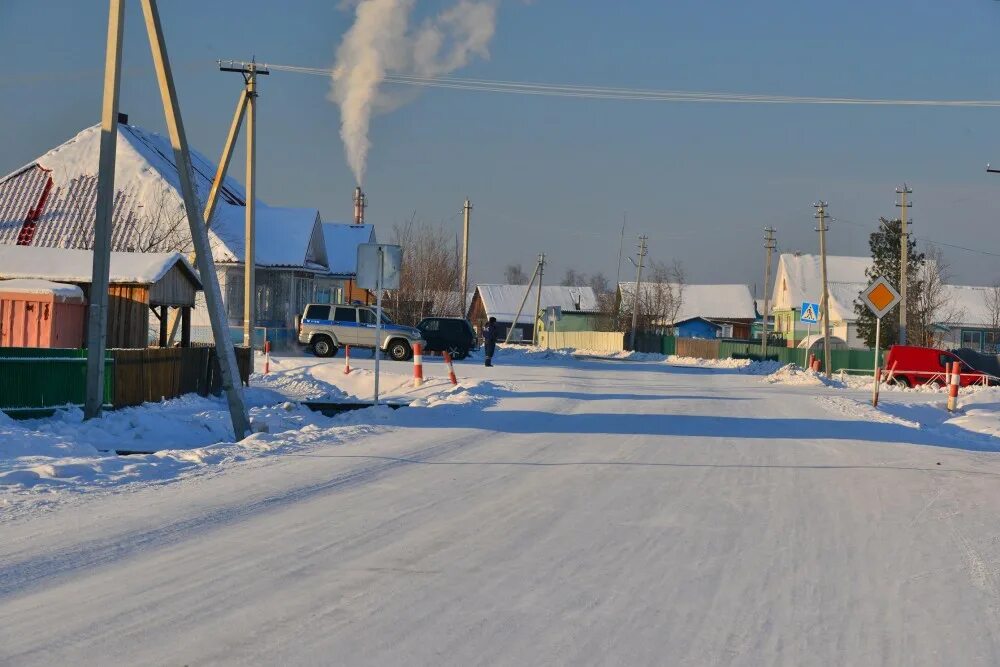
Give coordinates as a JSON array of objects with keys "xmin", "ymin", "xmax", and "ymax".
[
  {"xmin": 468, "ymin": 284, "xmax": 600, "ymax": 342},
  {"xmin": 0, "ymin": 245, "xmax": 200, "ymax": 348},
  {"xmin": 0, "ymin": 120, "xmax": 330, "ymax": 340},
  {"xmin": 769, "ymin": 253, "xmax": 871, "ymax": 348},
  {"xmin": 617, "ymin": 282, "xmax": 757, "ymax": 339},
  {"xmin": 936, "ymin": 285, "xmax": 1000, "ymax": 352}
]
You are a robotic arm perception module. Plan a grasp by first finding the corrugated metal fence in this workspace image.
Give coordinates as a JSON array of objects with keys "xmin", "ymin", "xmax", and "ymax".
[
  {"xmin": 0, "ymin": 346, "xmax": 252, "ymax": 415},
  {"xmin": 539, "ymin": 331, "xmax": 624, "ymax": 353}
]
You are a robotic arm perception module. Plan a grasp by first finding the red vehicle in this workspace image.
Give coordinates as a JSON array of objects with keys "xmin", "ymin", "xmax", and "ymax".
[{"xmin": 883, "ymin": 345, "xmax": 986, "ymax": 388}]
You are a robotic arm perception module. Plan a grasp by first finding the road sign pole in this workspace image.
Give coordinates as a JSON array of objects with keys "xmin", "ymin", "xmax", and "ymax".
[
  {"xmin": 805, "ymin": 322, "xmax": 811, "ymax": 368},
  {"xmin": 373, "ymin": 246, "xmax": 383, "ymax": 407},
  {"xmin": 874, "ymin": 316, "xmax": 881, "ymax": 373}
]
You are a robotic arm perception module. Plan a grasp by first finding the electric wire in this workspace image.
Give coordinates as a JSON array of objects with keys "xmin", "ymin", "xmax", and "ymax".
[{"xmin": 263, "ymin": 62, "xmax": 1000, "ymax": 108}]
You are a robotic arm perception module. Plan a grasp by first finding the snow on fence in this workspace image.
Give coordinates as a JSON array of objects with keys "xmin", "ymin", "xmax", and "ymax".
[
  {"xmin": 539, "ymin": 331, "xmax": 624, "ymax": 353},
  {"xmin": 0, "ymin": 346, "xmax": 252, "ymax": 415}
]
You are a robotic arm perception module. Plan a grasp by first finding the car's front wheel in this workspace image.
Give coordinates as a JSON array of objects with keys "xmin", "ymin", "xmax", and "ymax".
[
  {"xmin": 448, "ymin": 345, "xmax": 468, "ymax": 360},
  {"xmin": 387, "ymin": 339, "xmax": 412, "ymax": 361},
  {"xmin": 312, "ymin": 335, "xmax": 338, "ymax": 358}
]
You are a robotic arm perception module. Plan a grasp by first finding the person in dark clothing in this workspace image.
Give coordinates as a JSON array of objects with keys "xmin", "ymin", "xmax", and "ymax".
[{"xmin": 482, "ymin": 316, "xmax": 498, "ymax": 367}]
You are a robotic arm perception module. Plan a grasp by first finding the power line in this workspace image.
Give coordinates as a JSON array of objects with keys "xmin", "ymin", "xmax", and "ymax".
[
  {"xmin": 263, "ymin": 61, "xmax": 1000, "ymax": 108},
  {"xmin": 830, "ymin": 216, "xmax": 1000, "ymax": 259}
]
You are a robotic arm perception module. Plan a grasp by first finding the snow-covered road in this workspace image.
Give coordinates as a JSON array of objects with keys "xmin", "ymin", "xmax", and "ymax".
[{"xmin": 2, "ymin": 356, "xmax": 1000, "ymax": 665}]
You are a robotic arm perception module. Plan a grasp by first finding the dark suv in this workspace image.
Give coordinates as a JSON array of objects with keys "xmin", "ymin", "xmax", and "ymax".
[{"xmin": 416, "ymin": 317, "xmax": 478, "ymax": 360}]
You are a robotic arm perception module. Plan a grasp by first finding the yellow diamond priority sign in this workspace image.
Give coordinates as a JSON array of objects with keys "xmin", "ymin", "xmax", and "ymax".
[{"xmin": 861, "ymin": 276, "xmax": 901, "ymax": 319}]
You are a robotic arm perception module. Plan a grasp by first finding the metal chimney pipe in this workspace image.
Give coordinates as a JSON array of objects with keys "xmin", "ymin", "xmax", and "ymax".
[{"xmin": 353, "ymin": 186, "xmax": 362, "ymax": 224}]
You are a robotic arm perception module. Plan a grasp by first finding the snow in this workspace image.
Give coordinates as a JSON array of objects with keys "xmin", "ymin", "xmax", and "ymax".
[
  {"xmin": 216, "ymin": 205, "xmax": 328, "ymax": 270},
  {"xmin": 0, "ymin": 245, "xmax": 197, "ymax": 286},
  {"xmin": 618, "ymin": 282, "xmax": 757, "ymax": 321},
  {"xmin": 2, "ymin": 351, "xmax": 1000, "ymax": 664},
  {"xmin": 475, "ymin": 284, "xmax": 599, "ymax": 323},
  {"xmin": 321, "ymin": 222, "xmax": 374, "ymax": 275},
  {"xmin": 0, "ymin": 279, "xmax": 84, "ymax": 300},
  {"xmin": 942, "ymin": 284, "xmax": 996, "ymax": 328}
]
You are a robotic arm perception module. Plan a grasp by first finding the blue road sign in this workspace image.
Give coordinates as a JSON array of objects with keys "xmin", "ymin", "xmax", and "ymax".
[{"xmin": 800, "ymin": 301, "xmax": 820, "ymax": 324}]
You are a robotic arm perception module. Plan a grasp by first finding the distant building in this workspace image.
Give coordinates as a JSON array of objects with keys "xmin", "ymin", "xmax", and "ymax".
[
  {"xmin": 469, "ymin": 284, "xmax": 600, "ymax": 342},
  {"xmin": 617, "ymin": 282, "xmax": 757, "ymax": 339},
  {"xmin": 317, "ymin": 222, "xmax": 376, "ymax": 305}
]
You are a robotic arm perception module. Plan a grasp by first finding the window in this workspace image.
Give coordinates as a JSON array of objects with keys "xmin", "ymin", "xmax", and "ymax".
[
  {"xmin": 961, "ymin": 330, "xmax": 983, "ymax": 351},
  {"xmin": 358, "ymin": 309, "xmax": 377, "ymax": 325},
  {"xmin": 306, "ymin": 305, "xmax": 331, "ymax": 321},
  {"xmin": 986, "ymin": 331, "xmax": 1000, "ymax": 354},
  {"xmin": 422, "ymin": 319, "xmax": 440, "ymax": 331},
  {"xmin": 334, "ymin": 307, "xmax": 356, "ymax": 323}
]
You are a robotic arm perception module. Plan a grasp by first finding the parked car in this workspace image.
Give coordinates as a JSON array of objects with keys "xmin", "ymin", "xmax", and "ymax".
[
  {"xmin": 416, "ymin": 317, "xmax": 478, "ymax": 360},
  {"xmin": 883, "ymin": 345, "xmax": 985, "ymax": 387},
  {"xmin": 950, "ymin": 348, "xmax": 1000, "ymax": 384},
  {"xmin": 298, "ymin": 303, "xmax": 425, "ymax": 361}
]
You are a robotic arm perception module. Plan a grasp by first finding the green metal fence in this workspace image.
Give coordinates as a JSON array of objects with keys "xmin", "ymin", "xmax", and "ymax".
[{"xmin": 0, "ymin": 348, "xmax": 114, "ymax": 415}]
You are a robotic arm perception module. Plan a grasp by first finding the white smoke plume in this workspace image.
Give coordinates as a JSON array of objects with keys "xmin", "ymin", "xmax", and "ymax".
[{"xmin": 330, "ymin": 0, "xmax": 499, "ymax": 185}]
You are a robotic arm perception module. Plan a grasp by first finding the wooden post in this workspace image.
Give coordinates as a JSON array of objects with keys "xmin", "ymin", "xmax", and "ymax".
[
  {"xmin": 159, "ymin": 305, "xmax": 168, "ymax": 347},
  {"xmin": 181, "ymin": 306, "xmax": 191, "ymax": 347}
]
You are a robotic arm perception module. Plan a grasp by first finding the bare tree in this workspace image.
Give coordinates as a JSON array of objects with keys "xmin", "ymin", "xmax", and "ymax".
[
  {"xmin": 909, "ymin": 246, "xmax": 963, "ymax": 347},
  {"xmin": 389, "ymin": 214, "xmax": 462, "ymax": 325},
  {"xmin": 623, "ymin": 259, "xmax": 686, "ymax": 333},
  {"xmin": 561, "ymin": 268, "xmax": 587, "ymax": 287},
  {"xmin": 504, "ymin": 263, "xmax": 528, "ymax": 284},
  {"xmin": 985, "ymin": 282, "xmax": 1000, "ymax": 353}
]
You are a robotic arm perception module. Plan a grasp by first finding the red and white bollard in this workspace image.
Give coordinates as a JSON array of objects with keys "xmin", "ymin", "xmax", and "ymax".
[
  {"xmin": 344, "ymin": 344, "xmax": 351, "ymax": 374},
  {"xmin": 947, "ymin": 361, "xmax": 961, "ymax": 412},
  {"xmin": 413, "ymin": 343, "xmax": 424, "ymax": 387},
  {"xmin": 443, "ymin": 351, "xmax": 459, "ymax": 386},
  {"xmin": 264, "ymin": 340, "xmax": 271, "ymax": 375}
]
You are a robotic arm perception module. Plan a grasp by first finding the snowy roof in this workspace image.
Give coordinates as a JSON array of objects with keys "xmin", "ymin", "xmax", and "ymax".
[
  {"xmin": 0, "ymin": 278, "xmax": 85, "ymax": 301},
  {"xmin": 0, "ymin": 245, "xmax": 199, "ymax": 287},
  {"xmin": 771, "ymin": 253, "xmax": 870, "ymax": 322},
  {"xmin": 474, "ymin": 284, "xmax": 599, "ymax": 323},
  {"xmin": 942, "ymin": 285, "xmax": 995, "ymax": 328},
  {"xmin": 321, "ymin": 222, "xmax": 375, "ymax": 276},
  {"xmin": 0, "ymin": 123, "xmax": 326, "ymax": 270},
  {"xmin": 619, "ymin": 282, "xmax": 757, "ymax": 322}
]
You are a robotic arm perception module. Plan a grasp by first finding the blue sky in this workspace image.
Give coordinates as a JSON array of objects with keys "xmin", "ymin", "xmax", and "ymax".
[{"xmin": 2, "ymin": 0, "xmax": 1000, "ymax": 290}]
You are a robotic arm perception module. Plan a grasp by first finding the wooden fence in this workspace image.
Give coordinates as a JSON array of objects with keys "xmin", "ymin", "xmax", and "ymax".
[
  {"xmin": 538, "ymin": 331, "xmax": 624, "ymax": 353},
  {"xmin": 675, "ymin": 338, "xmax": 721, "ymax": 360},
  {"xmin": 111, "ymin": 346, "xmax": 252, "ymax": 408},
  {"xmin": 0, "ymin": 346, "xmax": 252, "ymax": 414}
]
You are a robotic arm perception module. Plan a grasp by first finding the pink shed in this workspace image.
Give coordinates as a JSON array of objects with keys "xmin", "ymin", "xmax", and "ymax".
[{"xmin": 0, "ymin": 279, "xmax": 86, "ymax": 349}]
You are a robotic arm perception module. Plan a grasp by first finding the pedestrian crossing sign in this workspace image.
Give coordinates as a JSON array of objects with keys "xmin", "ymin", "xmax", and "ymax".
[{"xmin": 800, "ymin": 301, "xmax": 820, "ymax": 324}]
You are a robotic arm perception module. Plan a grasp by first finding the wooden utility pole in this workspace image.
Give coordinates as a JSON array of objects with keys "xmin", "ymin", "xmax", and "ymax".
[
  {"xmin": 761, "ymin": 227, "xmax": 776, "ymax": 358},
  {"xmin": 895, "ymin": 184, "xmax": 912, "ymax": 345},
  {"xmin": 628, "ymin": 235, "xmax": 648, "ymax": 351},
  {"xmin": 814, "ymin": 202, "xmax": 832, "ymax": 378},
  {"xmin": 532, "ymin": 253, "xmax": 546, "ymax": 345},
  {"xmin": 461, "ymin": 198, "xmax": 472, "ymax": 318},
  {"xmin": 84, "ymin": 0, "xmax": 125, "ymax": 419}
]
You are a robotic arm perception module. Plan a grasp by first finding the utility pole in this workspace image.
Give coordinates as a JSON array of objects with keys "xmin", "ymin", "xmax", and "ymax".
[
  {"xmin": 895, "ymin": 184, "xmax": 912, "ymax": 345},
  {"xmin": 814, "ymin": 202, "xmax": 832, "ymax": 378},
  {"xmin": 461, "ymin": 198, "xmax": 472, "ymax": 317},
  {"xmin": 217, "ymin": 59, "xmax": 268, "ymax": 348},
  {"xmin": 629, "ymin": 235, "xmax": 648, "ymax": 351},
  {"xmin": 615, "ymin": 213, "xmax": 625, "ymax": 329},
  {"xmin": 85, "ymin": 0, "xmax": 250, "ymax": 435},
  {"xmin": 504, "ymin": 256, "xmax": 541, "ymax": 344},
  {"xmin": 84, "ymin": 0, "xmax": 125, "ymax": 419},
  {"xmin": 532, "ymin": 253, "xmax": 546, "ymax": 345},
  {"xmin": 761, "ymin": 227, "xmax": 776, "ymax": 358}
]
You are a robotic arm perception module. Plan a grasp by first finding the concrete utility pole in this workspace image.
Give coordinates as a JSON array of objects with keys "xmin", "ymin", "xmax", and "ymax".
[
  {"xmin": 130, "ymin": 0, "xmax": 251, "ymax": 436},
  {"xmin": 895, "ymin": 184, "xmax": 912, "ymax": 345},
  {"xmin": 461, "ymin": 198, "xmax": 472, "ymax": 318},
  {"xmin": 629, "ymin": 235, "xmax": 648, "ymax": 351},
  {"xmin": 532, "ymin": 253, "xmax": 546, "ymax": 345},
  {"xmin": 216, "ymin": 59, "xmax": 268, "ymax": 348},
  {"xmin": 84, "ymin": 0, "xmax": 125, "ymax": 419},
  {"xmin": 761, "ymin": 227, "xmax": 776, "ymax": 358},
  {"xmin": 504, "ymin": 258, "xmax": 541, "ymax": 344},
  {"xmin": 814, "ymin": 202, "xmax": 832, "ymax": 378}
]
